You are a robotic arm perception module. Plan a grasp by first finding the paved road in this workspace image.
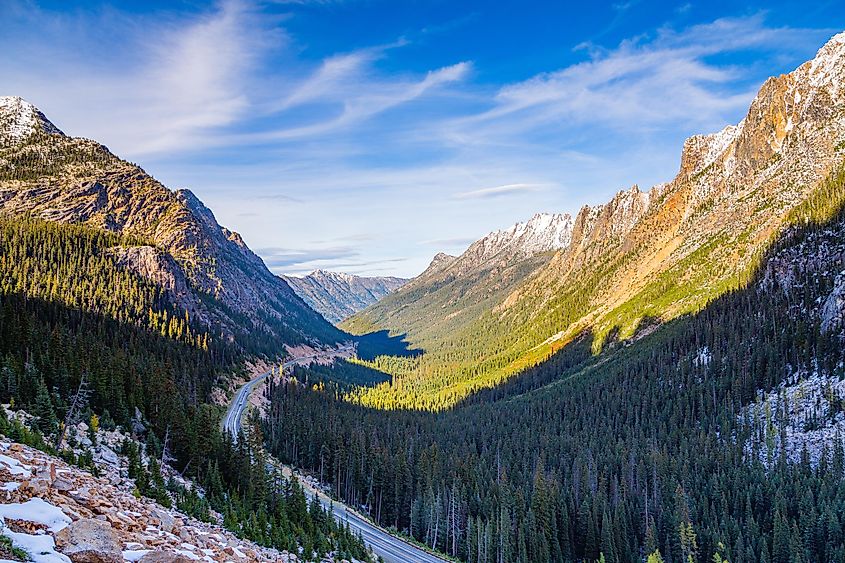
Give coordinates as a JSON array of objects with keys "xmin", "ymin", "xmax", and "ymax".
[
  {"xmin": 221, "ymin": 358, "xmax": 296, "ymax": 437},
  {"xmin": 222, "ymin": 351, "xmax": 447, "ymax": 563}
]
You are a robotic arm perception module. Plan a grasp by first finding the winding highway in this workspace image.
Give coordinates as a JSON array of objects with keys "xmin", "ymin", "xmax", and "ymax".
[{"xmin": 222, "ymin": 351, "xmax": 447, "ymax": 563}]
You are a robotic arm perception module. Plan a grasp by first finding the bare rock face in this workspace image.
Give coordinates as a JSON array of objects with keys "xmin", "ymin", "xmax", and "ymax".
[
  {"xmin": 283, "ymin": 270, "xmax": 407, "ymax": 324},
  {"xmin": 346, "ymin": 31, "xmax": 845, "ymax": 400},
  {"xmin": 821, "ymin": 273, "xmax": 845, "ymax": 334},
  {"xmin": 439, "ymin": 212, "xmax": 575, "ymax": 280},
  {"xmin": 0, "ymin": 96, "xmax": 341, "ymax": 348},
  {"xmin": 55, "ymin": 518, "xmax": 123, "ymax": 563}
]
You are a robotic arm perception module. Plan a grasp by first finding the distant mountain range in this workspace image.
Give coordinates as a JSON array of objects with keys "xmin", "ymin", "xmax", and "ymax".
[
  {"xmin": 282, "ymin": 270, "xmax": 407, "ymax": 324},
  {"xmin": 342, "ymin": 31, "xmax": 845, "ymax": 409},
  {"xmin": 0, "ymin": 95, "xmax": 341, "ymax": 352}
]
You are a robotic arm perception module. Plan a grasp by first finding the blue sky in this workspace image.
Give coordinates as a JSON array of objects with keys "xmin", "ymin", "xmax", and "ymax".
[{"xmin": 2, "ymin": 1, "xmax": 843, "ymax": 276}]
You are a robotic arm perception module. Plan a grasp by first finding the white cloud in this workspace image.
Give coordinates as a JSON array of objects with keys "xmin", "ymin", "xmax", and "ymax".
[
  {"xmin": 454, "ymin": 183, "xmax": 542, "ymax": 200},
  {"xmin": 0, "ymin": 0, "xmax": 276, "ymax": 156},
  {"xmin": 0, "ymin": 1, "xmax": 469, "ymax": 155},
  {"xmin": 0, "ymin": 3, "xmax": 831, "ymax": 277},
  {"xmin": 452, "ymin": 15, "xmax": 830, "ymax": 140},
  {"xmin": 251, "ymin": 59, "xmax": 471, "ymax": 140}
]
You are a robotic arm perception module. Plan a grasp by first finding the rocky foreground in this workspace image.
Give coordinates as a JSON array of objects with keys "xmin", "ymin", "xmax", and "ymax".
[{"xmin": 0, "ymin": 440, "xmax": 313, "ymax": 563}]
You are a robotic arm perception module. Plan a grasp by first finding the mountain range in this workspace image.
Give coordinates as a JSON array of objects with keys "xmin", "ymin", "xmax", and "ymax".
[
  {"xmin": 2, "ymin": 26, "xmax": 845, "ymax": 563},
  {"xmin": 343, "ymin": 31, "xmax": 845, "ymax": 409},
  {"xmin": 0, "ymin": 95, "xmax": 341, "ymax": 353},
  {"xmin": 282, "ymin": 270, "xmax": 406, "ymax": 324}
]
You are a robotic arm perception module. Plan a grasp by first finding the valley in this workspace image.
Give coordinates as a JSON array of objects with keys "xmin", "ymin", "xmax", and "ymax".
[
  {"xmin": 223, "ymin": 354, "xmax": 447, "ymax": 563},
  {"xmin": 342, "ymin": 33, "xmax": 845, "ymax": 411},
  {"xmin": 0, "ymin": 8, "xmax": 844, "ymax": 563}
]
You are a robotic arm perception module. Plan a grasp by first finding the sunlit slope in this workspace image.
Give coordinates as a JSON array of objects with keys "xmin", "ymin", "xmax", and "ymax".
[
  {"xmin": 343, "ymin": 33, "xmax": 845, "ymax": 410},
  {"xmin": 0, "ymin": 96, "xmax": 341, "ymax": 352}
]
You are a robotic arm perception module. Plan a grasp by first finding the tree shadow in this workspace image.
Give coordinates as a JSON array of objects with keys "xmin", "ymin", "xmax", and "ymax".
[{"xmin": 353, "ymin": 329, "xmax": 423, "ymax": 361}]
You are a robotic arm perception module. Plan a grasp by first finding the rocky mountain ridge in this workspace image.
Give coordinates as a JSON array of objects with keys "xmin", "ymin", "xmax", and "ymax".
[
  {"xmin": 282, "ymin": 270, "xmax": 406, "ymax": 324},
  {"xmin": 0, "ymin": 96, "xmax": 341, "ymax": 350},
  {"xmin": 343, "ymin": 31, "xmax": 845, "ymax": 409}
]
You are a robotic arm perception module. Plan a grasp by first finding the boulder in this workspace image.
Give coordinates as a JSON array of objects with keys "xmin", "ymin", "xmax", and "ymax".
[
  {"xmin": 150, "ymin": 508, "xmax": 175, "ymax": 534},
  {"xmin": 55, "ymin": 518, "xmax": 123, "ymax": 563},
  {"xmin": 97, "ymin": 446, "xmax": 119, "ymax": 466},
  {"xmin": 52, "ymin": 477, "xmax": 75, "ymax": 492},
  {"xmin": 138, "ymin": 551, "xmax": 195, "ymax": 563}
]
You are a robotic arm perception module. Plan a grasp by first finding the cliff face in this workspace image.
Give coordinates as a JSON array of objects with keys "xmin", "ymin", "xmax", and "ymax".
[
  {"xmin": 511, "ymin": 31, "xmax": 845, "ymax": 348},
  {"xmin": 343, "ymin": 32, "xmax": 845, "ymax": 407},
  {"xmin": 0, "ymin": 97, "xmax": 341, "ymax": 348},
  {"xmin": 282, "ymin": 270, "xmax": 407, "ymax": 324}
]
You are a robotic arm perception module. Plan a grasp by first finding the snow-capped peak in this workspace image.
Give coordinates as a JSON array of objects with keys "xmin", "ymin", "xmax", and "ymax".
[
  {"xmin": 311, "ymin": 269, "xmax": 356, "ymax": 284},
  {"xmin": 0, "ymin": 96, "xmax": 63, "ymax": 143},
  {"xmin": 467, "ymin": 212, "xmax": 575, "ymax": 264},
  {"xmin": 807, "ymin": 31, "xmax": 845, "ymax": 91}
]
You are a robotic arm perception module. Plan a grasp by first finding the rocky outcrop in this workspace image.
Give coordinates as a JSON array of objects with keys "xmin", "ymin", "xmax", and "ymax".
[
  {"xmin": 821, "ymin": 273, "xmax": 845, "ymax": 333},
  {"xmin": 0, "ymin": 96, "xmax": 341, "ymax": 348},
  {"xmin": 420, "ymin": 253, "xmax": 457, "ymax": 277},
  {"xmin": 282, "ymin": 271, "xmax": 407, "ymax": 324},
  {"xmin": 345, "ymin": 31, "xmax": 845, "ymax": 406},
  {"xmin": 0, "ymin": 440, "xmax": 306, "ymax": 562}
]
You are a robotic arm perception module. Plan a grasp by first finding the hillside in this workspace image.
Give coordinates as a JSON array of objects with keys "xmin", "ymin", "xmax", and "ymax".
[
  {"xmin": 0, "ymin": 423, "xmax": 369, "ymax": 563},
  {"xmin": 343, "ymin": 31, "xmax": 845, "ymax": 410},
  {"xmin": 0, "ymin": 99, "xmax": 373, "ymax": 561},
  {"xmin": 266, "ymin": 153, "xmax": 845, "ymax": 563},
  {"xmin": 0, "ymin": 95, "xmax": 342, "ymax": 353},
  {"xmin": 282, "ymin": 270, "xmax": 406, "ymax": 324}
]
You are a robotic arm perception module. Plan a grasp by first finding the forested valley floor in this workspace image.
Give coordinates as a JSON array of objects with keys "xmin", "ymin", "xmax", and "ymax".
[{"xmin": 262, "ymin": 174, "xmax": 845, "ymax": 563}]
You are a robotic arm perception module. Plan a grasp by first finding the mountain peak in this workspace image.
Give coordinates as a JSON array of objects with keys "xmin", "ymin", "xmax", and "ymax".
[
  {"xmin": 485, "ymin": 212, "xmax": 575, "ymax": 258},
  {"xmin": 310, "ymin": 269, "xmax": 356, "ymax": 283},
  {"xmin": 284, "ymin": 270, "xmax": 407, "ymax": 324},
  {"xmin": 0, "ymin": 96, "xmax": 63, "ymax": 143}
]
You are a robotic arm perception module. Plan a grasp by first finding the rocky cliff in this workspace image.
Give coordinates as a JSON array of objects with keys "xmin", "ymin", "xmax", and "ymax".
[
  {"xmin": 0, "ymin": 97, "xmax": 341, "ymax": 350},
  {"xmin": 282, "ymin": 270, "xmax": 406, "ymax": 324},
  {"xmin": 342, "ymin": 31, "xmax": 845, "ymax": 409}
]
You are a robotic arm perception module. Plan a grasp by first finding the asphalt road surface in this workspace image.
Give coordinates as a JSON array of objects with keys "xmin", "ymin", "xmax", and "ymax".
[{"xmin": 222, "ymin": 352, "xmax": 446, "ymax": 563}]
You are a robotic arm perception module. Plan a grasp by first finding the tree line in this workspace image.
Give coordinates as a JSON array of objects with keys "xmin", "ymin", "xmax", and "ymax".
[{"xmin": 263, "ymin": 198, "xmax": 845, "ymax": 563}]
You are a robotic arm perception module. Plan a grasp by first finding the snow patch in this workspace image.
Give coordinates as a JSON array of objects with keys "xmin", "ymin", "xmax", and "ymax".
[
  {"xmin": 0, "ymin": 96, "xmax": 63, "ymax": 143},
  {"xmin": 0, "ymin": 498, "xmax": 71, "ymax": 533},
  {"xmin": 1, "ymin": 526, "xmax": 70, "ymax": 563},
  {"xmin": 740, "ymin": 371, "xmax": 845, "ymax": 468},
  {"xmin": 122, "ymin": 549, "xmax": 153, "ymax": 561},
  {"xmin": 0, "ymin": 453, "xmax": 31, "ymax": 477}
]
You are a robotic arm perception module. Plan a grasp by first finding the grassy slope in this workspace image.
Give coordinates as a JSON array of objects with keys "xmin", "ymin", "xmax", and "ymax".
[{"xmin": 344, "ymin": 161, "xmax": 845, "ymax": 411}]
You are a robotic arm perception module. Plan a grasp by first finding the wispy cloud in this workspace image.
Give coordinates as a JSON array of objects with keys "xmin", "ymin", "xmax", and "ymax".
[
  {"xmin": 0, "ymin": 2, "xmax": 832, "ymax": 277},
  {"xmin": 251, "ymin": 58, "xmax": 471, "ymax": 141},
  {"xmin": 0, "ymin": 1, "xmax": 470, "ymax": 155},
  {"xmin": 257, "ymin": 245, "xmax": 359, "ymax": 269},
  {"xmin": 452, "ymin": 15, "xmax": 830, "ymax": 141},
  {"xmin": 255, "ymin": 193, "xmax": 304, "ymax": 203},
  {"xmin": 0, "ymin": 0, "xmax": 275, "ymax": 155},
  {"xmin": 453, "ymin": 183, "xmax": 542, "ymax": 200}
]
